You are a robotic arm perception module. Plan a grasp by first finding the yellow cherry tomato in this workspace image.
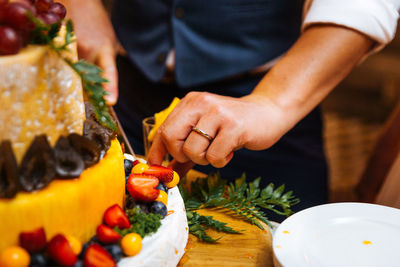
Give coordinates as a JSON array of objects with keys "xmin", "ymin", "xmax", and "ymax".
[
  {"xmin": 65, "ymin": 235, "xmax": 82, "ymax": 255},
  {"xmin": 0, "ymin": 246, "xmax": 30, "ymax": 267},
  {"xmin": 155, "ymin": 190, "xmax": 168, "ymax": 206},
  {"xmin": 121, "ymin": 233, "xmax": 142, "ymax": 256},
  {"xmin": 131, "ymin": 163, "xmax": 149, "ymax": 174},
  {"xmin": 165, "ymin": 171, "xmax": 180, "ymax": 188}
]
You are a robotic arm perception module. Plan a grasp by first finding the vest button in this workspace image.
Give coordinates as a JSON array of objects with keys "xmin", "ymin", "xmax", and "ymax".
[
  {"xmin": 175, "ymin": 7, "xmax": 184, "ymax": 19},
  {"xmin": 157, "ymin": 53, "xmax": 167, "ymax": 64}
]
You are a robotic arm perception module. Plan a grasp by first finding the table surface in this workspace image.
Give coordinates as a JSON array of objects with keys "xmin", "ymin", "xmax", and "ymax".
[{"xmin": 178, "ymin": 170, "xmax": 274, "ymax": 267}]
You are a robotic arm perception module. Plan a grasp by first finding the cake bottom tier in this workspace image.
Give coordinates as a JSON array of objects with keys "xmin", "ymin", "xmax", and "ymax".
[
  {"xmin": 0, "ymin": 139, "xmax": 125, "ymax": 251},
  {"xmin": 118, "ymin": 187, "xmax": 189, "ymax": 267}
]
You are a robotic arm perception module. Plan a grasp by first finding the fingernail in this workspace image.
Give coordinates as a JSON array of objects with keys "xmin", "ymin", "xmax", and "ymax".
[{"xmin": 105, "ymin": 94, "xmax": 117, "ymax": 105}]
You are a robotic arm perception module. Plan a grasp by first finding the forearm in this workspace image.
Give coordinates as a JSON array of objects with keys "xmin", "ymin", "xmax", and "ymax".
[{"xmin": 248, "ymin": 25, "xmax": 373, "ymax": 133}]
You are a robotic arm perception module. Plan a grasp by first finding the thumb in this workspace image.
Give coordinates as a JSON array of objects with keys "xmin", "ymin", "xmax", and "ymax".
[
  {"xmin": 97, "ymin": 47, "xmax": 118, "ymax": 105},
  {"xmin": 147, "ymin": 133, "xmax": 168, "ymax": 166}
]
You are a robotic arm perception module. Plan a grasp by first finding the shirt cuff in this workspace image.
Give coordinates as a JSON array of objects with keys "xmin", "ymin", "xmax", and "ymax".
[{"xmin": 302, "ymin": 0, "xmax": 400, "ymax": 50}]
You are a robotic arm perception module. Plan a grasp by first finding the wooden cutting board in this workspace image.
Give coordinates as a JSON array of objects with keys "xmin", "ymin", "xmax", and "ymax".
[{"xmin": 179, "ymin": 170, "xmax": 274, "ymax": 267}]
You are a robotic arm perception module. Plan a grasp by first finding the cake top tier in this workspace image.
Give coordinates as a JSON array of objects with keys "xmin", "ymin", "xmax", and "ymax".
[{"xmin": 0, "ymin": 44, "xmax": 85, "ymax": 162}]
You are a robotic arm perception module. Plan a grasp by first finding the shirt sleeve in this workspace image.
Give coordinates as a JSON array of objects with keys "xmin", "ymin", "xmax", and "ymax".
[{"xmin": 302, "ymin": 0, "xmax": 400, "ymax": 50}]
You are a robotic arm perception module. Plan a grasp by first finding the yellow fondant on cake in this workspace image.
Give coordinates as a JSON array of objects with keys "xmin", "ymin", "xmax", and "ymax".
[
  {"xmin": 0, "ymin": 139, "xmax": 125, "ymax": 251},
  {"xmin": 0, "ymin": 45, "xmax": 85, "ymax": 163}
]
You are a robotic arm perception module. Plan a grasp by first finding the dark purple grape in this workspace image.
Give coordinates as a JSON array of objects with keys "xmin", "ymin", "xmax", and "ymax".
[
  {"xmin": 150, "ymin": 201, "xmax": 167, "ymax": 218},
  {"xmin": 38, "ymin": 12, "xmax": 58, "ymax": 24},
  {"xmin": 124, "ymin": 159, "xmax": 133, "ymax": 176},
  {"xmin": 0, "ymin": 26, "xmax": 22, "ymax": 55},
  {"xmin": 35, "ymin": 0, "xmax": 52, "ymax": 13},
  {"xmin": 104, "ymin": 244, "xmax": 123, "ymax": 262},
  {"xmin": 48, "ymin": 2, "xmax": 65, "ymax": 20},
  {"xmin": 29, "ymin": 253, "xmax": 47, "ymax": 267},
  {"xmin": 3, "ymin": 2, "xmax": 35, "ymax": 30},
  {"xmin": 156, "ymin": 182, "xmax": 168, "ymax": 193}
]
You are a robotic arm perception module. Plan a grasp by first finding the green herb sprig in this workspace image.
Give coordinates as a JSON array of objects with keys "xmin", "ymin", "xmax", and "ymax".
[
  {"xmin": 115, "ymin": 207, "xmax": 162, "ymax": 238},
  {"xmin": 28, "ymin": 15, "xmax": 117, "ymax": 131},
  {"xmin": 180, "ymin": 172, "xmax": 299, "ymax": 242},
  {"xmin": 186, "ymin": 210, "xmax": 240, "ymax": 243}
]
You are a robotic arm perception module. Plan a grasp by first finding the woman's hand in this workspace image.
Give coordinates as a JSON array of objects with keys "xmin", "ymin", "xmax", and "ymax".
[
  {"xmin": 59, "ymin": 0, "xmax": 119, "ymax": 105},
  {"xmin": 148, "ymin": 92, "xmax": 288, "ymax": 168}
]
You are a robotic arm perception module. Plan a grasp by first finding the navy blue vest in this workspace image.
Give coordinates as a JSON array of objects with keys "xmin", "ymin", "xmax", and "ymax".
[{"xmin": 112, "ymin": 0, "xmax": 304, "ymax": 87}]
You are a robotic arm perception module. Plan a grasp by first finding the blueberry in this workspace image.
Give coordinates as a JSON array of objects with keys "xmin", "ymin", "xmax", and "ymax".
[
  {"xmin": 156, "ymin": 182, "xmax": 168, "ymax": 193},
  {"xmin": 90, "ymin": 235, "xmax": 100, "ymax": 244},
  {"xmin": 135, "ymin": 202, "xmax": 149, "ymax": 214},
  {"xmin": 104, "ymin": 244, "xmax": 123, "ymax": 262},
  {"xmin": 74, "ymin": 260, "xmax": 85, "ymax": 267},
  {"xmin": 79, "ymin": 242, "xmax": 90, "ymax": 259},
  {"xmin": 124, "ymin": 159, "xmax": 133, "ymax": 176},
  {"xmin": 150, "ymin": 201, "xmax": 167, "ymax": 218},
  {"xmin": 29, "ymin": 253, "xmax": 47, "ymax": 267},
  {"xmin": 79, "ymin": 236, "xmax": 100, "ymax": 259},
  {"xmin": 125, "ymin": 194, "xmax": 135, "ymax": 209}
]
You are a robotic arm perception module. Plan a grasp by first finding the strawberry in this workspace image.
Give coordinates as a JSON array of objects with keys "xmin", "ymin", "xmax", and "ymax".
[
  {"xmin": 96, "ymin": 224, "xmax": 121, "ymax": 244},
  {"xmin": 84, "ymin": 243, "xmax": 116, "ymax": 267},
  {"xmin": 103, "ymin": 204, "xmax": 131, "ymax": 229},
  {"xmin": 132, "ymin": 160, "xmax": 140, "ymax": 167},
  {"xmin": 127, "ymin": 174, "xmax": 160, "ymax": 202},
  {"xmin": 143, "ymin": 165, "xmax": 174, "ymax": 183},
  {"xmin": 47, "ymin": 234, "xmax": 77, "ymax": 267},
  {"xmin": 19, "ymin": 227, "xmax": 47, "ymax": 253}
]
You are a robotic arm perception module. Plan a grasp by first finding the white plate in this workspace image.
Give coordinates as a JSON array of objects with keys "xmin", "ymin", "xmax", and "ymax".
[{"xmin": 273, "ymin": 203, "xmax": 400, "ymax": 267}]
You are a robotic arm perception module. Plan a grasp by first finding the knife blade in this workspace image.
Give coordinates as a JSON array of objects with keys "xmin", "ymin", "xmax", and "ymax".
[{"xmin": 109, "ymin": 106, "xmax": 135, "ymax": 157}]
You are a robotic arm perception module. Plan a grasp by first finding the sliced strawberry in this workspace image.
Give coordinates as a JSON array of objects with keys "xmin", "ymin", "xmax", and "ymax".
[
  {"xmin": 47, "ymin": 234, "xmax": 77, "ymax": 267},
  {"xmin": 127, "ymin": 174, "xmax": 160, "ymax": 202},
  {"xmin": 19, "ymin": 227, "xmax": 47, "ymax": 253},
  {"xmin": 84, "ymin": 243, "xmax": 116, "ymax": 267},
  {"xmin": 103, "ymin": 204, "xmax": 131, "ymax": 229},
  {"xmin": 132, "ymin": 160, "xmax": 140, "ymax": 167},
  {"xmin": 143, "ymin": 165, "xmax": 174, "ymax": 183},
  {"xmin": 96, "ymin": 224, "xmax": 121, "ymax": 244}
]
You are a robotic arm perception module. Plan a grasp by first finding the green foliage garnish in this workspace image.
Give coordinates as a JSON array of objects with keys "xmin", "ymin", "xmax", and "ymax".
[
  {"xmin": 27, "ymin": 15, "xmax": 117, "ymax": 131},
  {"xmin": 186, "ymin": 211, "xmax": 240, "ymax": 243},
  {"xmin": 180, "ymin": 172, "xmax": 299, "ymax": 242},
  {"xmin": 27, "ymin": 12, "xmax": 62, "ymax": 45},
  {"xmin": 68, "ymin": 60, "xmax": 117, "ymax": 131},
  {"xmin": 115, "ymin": 207, "xmax": 162, "ymax": 238}
]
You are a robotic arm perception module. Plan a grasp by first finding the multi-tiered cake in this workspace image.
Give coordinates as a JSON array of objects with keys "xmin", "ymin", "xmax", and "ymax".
[{"xmin": 0, "ymin": 1, "xmax": 187, "ymax": 266}]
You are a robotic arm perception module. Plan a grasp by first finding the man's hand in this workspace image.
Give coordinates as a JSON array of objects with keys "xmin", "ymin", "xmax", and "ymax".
[
  {"xmin": 148, "ymin": 25, "xmax": 373, "ymax": 172},
  {"xmin": 148, "ymin": 91, "xmax": 287, "ymax": 168},
  {"xmin": 59, "ymin": 0, "xmax": 119, "ymax": 105}
]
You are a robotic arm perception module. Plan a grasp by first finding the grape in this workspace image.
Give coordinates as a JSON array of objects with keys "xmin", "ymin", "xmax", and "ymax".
[
  {"xmin": 38, "ymin": 12, "xmax": 58, "ymax": 24},
  {"xmin": 48, "ymin": 2, "xmax": 66, "ymax": 20},
  {"xmin": 0, "ymin": 26, "xmax": 22, "ymax": 55},
  {"xmin": 0, "ymin": 0, "xmax": 9, "ymax": 23},
  {"xmin": 4, "ymin": 2, "xmax": 36, "ymax": 30},
  {"xmin": 35, "ymin": 0, "xmax": 52, "ymax": 13}
]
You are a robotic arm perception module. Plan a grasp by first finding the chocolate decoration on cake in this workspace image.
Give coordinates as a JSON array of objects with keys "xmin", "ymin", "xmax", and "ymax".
[
  {"xmin": 84, "ymin": 119, "xmax": 115, "ymax": 153},
  {"xmin": 19, "ymin": 135, "xmax": 56, "ymax": 192},
  {"xmin": 68, "ymin": 133, "xmax": 100, "ymax": 168},
  {"xmin": 54, "ymin": 136, "xmax": 85, "ymax": 178},
  {"xmin": 0, "ymin": 141, "xmax": 20, "ymax": 198}
]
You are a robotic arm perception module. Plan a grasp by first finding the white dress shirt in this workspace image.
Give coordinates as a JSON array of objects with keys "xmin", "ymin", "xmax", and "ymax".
[{"xmin": 303, "ymin": 0, "xmax": 400, "ymax": 51}]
